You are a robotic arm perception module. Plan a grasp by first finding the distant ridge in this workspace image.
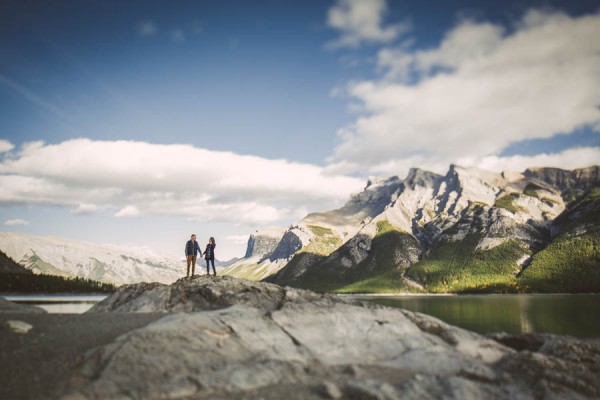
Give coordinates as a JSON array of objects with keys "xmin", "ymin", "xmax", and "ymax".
[{"xmin": 0, "ymin": 232, "xmax": 183, "ymax": 285}]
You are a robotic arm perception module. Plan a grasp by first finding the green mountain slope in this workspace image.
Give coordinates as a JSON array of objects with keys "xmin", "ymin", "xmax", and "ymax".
[{"xmin": 519, "ymin": 188, "xmax": 600, "ymax": 292}]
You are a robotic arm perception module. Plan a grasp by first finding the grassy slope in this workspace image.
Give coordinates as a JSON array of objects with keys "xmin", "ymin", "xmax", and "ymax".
[
  {"xmin": 223, "ymin": 260, "xmax": 265, "ymax": 280},
  {"xmin": 519, "ymin": 187, "xmax": 600, "ymax": 293},
  {"xmin": 494, "ymin": 193, "xmax": 524, "ymax": 214},
  {"xmin": 405, "ymin": 234, "xmax": 526, "ymax": 293},
  {"xmin": 299, "ymin": 225, "xmax": 342, "ymax": 256}
]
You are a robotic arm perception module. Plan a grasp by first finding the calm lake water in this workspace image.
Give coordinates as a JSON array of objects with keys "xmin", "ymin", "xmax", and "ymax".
[
  {"xmin": 4, "ymin": 294, "xmax": 107, "ymax": 313},
  {"xmin": 352, "ymin": 294, "xmax": 600, "ymax": 338},
  {"xmin": 4, "ymin": 293, "xmax": 600, "ymax": 338}
]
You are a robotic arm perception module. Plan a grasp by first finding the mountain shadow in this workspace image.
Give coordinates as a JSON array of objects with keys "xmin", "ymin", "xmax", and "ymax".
[{"xmin": 270, "ymin": 221, "xmax": 421, "ymax": 293}]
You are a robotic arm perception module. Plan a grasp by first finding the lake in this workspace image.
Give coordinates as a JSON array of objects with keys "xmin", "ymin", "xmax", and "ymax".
[
  {"xmin": 3, "ymin": 294, "xmax": 107, "ymax": 314},
  {"xmin": 352, "ymin": 293, "xmax": 600, "ymax": 338},
  {"xmin": 4, "ymin": 293, "xmax": 600, "ymax": 338}
]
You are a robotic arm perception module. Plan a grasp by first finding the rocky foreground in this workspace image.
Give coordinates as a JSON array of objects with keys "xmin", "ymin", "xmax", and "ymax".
[
  {"xmin": 2, "ymin": 276, "xmax": 599, "ymax": 399},
  {"xmin": 48, "ymin": 276, "xmax": 598, "ymax": 399}
]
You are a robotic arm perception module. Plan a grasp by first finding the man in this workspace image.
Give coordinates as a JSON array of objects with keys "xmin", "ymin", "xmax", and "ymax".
[{"xmin": 185, "ymin": 234, "xmax": 201, "ymax": 278}]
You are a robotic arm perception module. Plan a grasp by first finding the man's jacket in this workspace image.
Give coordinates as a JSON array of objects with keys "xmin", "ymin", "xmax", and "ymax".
[{"xmin": 185, "ymin": 240, "xmax": 201, "ymax": 256}]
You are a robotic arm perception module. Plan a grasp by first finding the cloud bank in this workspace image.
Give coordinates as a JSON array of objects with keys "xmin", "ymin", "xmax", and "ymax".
[
  {"xmin": 0, "ymin": 139, "xmax": 364, "ymax": 225},
  {"xmin": 328, "ymin": 9, "xmax": 600, "ymax": 176}
]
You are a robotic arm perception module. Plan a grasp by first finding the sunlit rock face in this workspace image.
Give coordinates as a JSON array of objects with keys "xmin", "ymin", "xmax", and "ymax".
[
  {"xmin": 65, "ymin": 276, "xmax": 600, "ymax": 399},
  {"xmin": 243, "ymin": 227, "xmax": 287, "ymax": 259}
]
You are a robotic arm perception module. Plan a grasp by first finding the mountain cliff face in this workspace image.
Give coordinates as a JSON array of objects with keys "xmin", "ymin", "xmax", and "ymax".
[
  {"xmin": 243, "ymin": 227, "xmax": 287, "ymax": 259},
  {"xmin": 224, "ymin": 165, "xmax": 600, "ymax": 293},
  {"xmin": 0, "ymin": 232, "xmax": 183, "ymax": 285},
  {"xmin": 220, "ymin": 227, "xmax": 287, "ymax": 281}
]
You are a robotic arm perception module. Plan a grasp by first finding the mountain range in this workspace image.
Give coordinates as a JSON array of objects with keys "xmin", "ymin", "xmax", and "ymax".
[
  {"xmin": 0, "ymin": 232, "xmax": 185, "ymax": 285},
  {"xmin": 1, "ymin": 165, "xmax": 598, "ymax": 292},
  {"xmin": 222, "ymin": 165, "xmax": 600, "ymax": 293}
]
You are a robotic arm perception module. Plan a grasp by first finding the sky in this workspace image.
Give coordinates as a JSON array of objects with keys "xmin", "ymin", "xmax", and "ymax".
[{"xmin": 1, "ymin": 0, "xmax": 599, "ymax": 260}]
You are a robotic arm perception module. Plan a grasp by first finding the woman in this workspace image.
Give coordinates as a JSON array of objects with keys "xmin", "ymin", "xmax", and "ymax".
[{"xmin": 203, "ymin": 237, "xmax": 216, "ymax": 276}]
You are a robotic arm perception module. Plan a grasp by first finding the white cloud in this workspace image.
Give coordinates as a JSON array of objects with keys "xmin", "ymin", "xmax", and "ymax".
[
  {"xmin": 459, "ymin": 147, "xmax": 600, "ymax": 174},
  {"xmin": 0, "ymin": 140, "xmax": 14, "ymax": 153},
  {"xmin": 137, "ymin": 20, "xmax": 157, "ymax": 37},
  {"xmin": 326, "ymin": 0, "xmax": 410, "ymax": 48},
  {"xmin": 225, "ymin": 235, "xmax": 249, "ymax": 245},
  {"xmin": 329, "ymin": 9, "xmax": 600, "ymax": 176},
  {"xmin": 115, "ymin": 205, "xmax": 140, "ymax": 217},
  {"xmin": 0, "ymin": 139, "xmax": 364, "ymax": 225},
  {"xmin": 4, "ymin": 218, "xmax": 29, "ymax": 226},
  {"xmin": 325, "ymin": 147, "xmax": 600, "ymax": 180},
  {"xmin": 72, "ymin": 203, "xmax": 98, "ymax": 215}
]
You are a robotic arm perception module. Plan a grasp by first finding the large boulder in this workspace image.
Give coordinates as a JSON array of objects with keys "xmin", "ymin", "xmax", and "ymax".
[
  {"xmin": 63, "ymin": 276, "xmax": 600, "ymax": 399},
  {"xmin": 88, "ymin": 275, "xmax": 352, "ymax": 313}
]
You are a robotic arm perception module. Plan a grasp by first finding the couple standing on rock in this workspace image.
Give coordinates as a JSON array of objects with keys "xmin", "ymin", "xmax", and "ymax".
[{"xmin": 185, "ymin": 234, "xmax": 217, "ymax": 278}]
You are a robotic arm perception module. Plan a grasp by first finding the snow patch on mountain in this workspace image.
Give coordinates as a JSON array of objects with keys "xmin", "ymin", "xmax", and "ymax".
[{"xmin": 0, "ymin": 232, "xmax": 183, "ymax": 285}]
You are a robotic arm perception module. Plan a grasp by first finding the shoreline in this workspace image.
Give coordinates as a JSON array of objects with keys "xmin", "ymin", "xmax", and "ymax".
[
  {"xmin": 339, "ymin": 292, "xmax": 600, "ymax": 297},
  {"xmin": 2, "ymin": 294, "xmax": 108, "ymax": 302}
]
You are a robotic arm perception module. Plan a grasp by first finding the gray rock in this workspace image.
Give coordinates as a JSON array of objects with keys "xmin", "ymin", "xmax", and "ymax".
[
  {"xmin": 4, "ymin": 319, "xmax": 33, "ymax": 333},
  {"xmin": 63, "ymin": 277, "xmax": 600, "ymax": 399}
]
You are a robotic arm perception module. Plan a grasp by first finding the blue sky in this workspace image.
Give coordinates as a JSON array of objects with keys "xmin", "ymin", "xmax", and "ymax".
[{"xmin": 1, "ymin": 0, "xmax": 599, "ymax": 259}]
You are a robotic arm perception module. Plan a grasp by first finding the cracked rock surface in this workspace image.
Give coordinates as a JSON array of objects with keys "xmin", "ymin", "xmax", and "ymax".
[{"xmin": 63, "ymin": 276, "xmax": 600, "ymax": 399}]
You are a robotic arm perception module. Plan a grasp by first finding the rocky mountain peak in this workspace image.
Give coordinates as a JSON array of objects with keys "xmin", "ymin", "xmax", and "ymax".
[
  {"xmin": 524, "ymin": 166, "xmax": 600, "ymax": 194},
  {"xmin": 404, "ymin": 167, "xmax": 442, "ymax": 189},
  {"xmin": 268, "ymin": 226, "xmax": 311, "ymax": 261},
  {"xmin": 244, "ymin": 227, "xmax": 286, "ymax": 259},
  {"xmin": 364, "ymin": 175, "xmax": 401, "ymax": 190}
]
